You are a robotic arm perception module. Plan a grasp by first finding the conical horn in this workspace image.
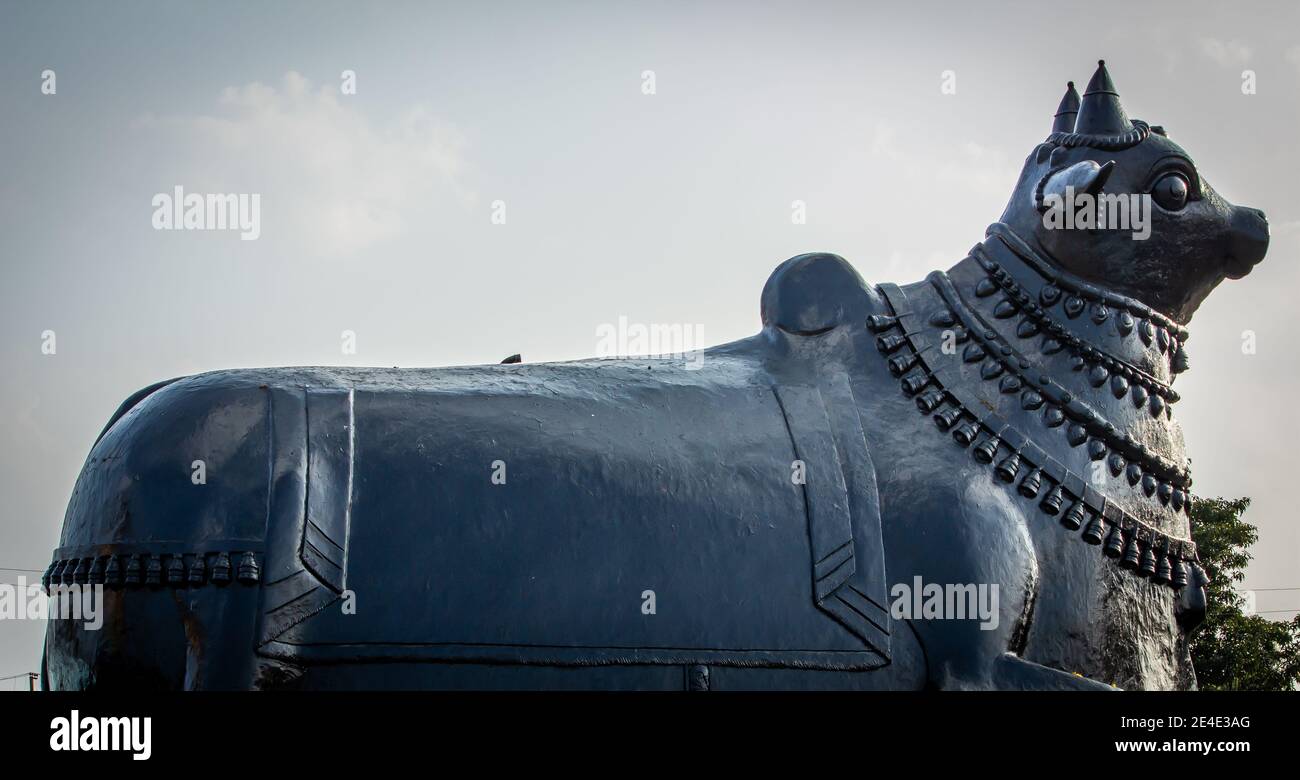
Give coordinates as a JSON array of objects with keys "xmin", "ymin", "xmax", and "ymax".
[
  {"xmin": 1051, "ymin": 81, "xmax": 1080, "ymax": 133},
  {"xmin": 1074, "ymin": 60, "xmax": 1132, "ymax": 136}
]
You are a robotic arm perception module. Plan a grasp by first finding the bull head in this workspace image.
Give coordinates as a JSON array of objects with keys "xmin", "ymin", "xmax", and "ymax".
[{"xmin": 998, "ymin": 60, "xmax": 1269, "ymax": 323}]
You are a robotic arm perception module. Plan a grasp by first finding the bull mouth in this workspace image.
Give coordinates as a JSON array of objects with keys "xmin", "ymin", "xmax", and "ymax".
[
  {"xmin": 1224, "ymin": 251, "xmax": 1264, "ymax": 280},
  {"xmin": 1224, "ymin": 262, "xmax": 1254, "ymax": 280}
]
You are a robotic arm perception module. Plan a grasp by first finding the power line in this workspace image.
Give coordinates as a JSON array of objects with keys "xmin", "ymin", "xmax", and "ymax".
[
  {"xmin": 0, "ymin": 567, "xmax": 45, "ymax": 574},
  {"xmin": 0, "ymin": 672, "xmax": 38, "ymax": 682}
]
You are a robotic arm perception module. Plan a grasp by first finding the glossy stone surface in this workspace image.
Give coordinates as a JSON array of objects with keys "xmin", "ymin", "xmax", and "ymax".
[{"xmin": 43, "ymin": 61, "xmax": 1266, "ymax": 690}]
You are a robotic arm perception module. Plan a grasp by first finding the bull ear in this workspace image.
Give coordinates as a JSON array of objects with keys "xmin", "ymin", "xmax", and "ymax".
[{"xmin": 1038, "ymin": 160, "xmax": 1116, "ymax": 208}]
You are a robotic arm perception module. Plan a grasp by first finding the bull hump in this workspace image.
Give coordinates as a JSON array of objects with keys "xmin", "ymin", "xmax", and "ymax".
[{"xmin": 761, "ymin": 252, "xmax": 878, "ymax": 335}]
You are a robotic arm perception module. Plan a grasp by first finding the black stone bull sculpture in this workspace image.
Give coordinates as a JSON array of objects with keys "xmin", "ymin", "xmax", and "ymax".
[{"xmin": 44, "ymin": 61, "xmax": 1269, "ymax": 690}]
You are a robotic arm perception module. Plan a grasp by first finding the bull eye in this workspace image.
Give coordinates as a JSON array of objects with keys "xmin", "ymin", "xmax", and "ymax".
[{"xmin": 1151, "ymin": 173, "xmax": 1190, "ymax": 211}]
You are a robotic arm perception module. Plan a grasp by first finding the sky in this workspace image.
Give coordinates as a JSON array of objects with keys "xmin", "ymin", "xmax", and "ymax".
[{"xmin": 1, "ymin": 0, "xmax": 1298, "ymax": 680}]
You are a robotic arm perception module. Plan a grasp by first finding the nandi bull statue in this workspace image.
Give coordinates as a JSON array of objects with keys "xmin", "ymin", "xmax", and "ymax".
[{"xmin": 44, "ymin": 61, "xmax": 1268, "ymax": 690}]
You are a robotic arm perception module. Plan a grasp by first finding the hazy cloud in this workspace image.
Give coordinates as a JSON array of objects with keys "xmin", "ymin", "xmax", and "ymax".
[
  {"xmin": 1286, "ymin": 45, "xmax": 1300, "ymax": 74},
  {"xmin": 1198, "ymin": 37, "xmax": 1253, "ymax": 67},
  {"xmin": 134, "ymin": 72, "xmax": 475, "ymax": 255}
]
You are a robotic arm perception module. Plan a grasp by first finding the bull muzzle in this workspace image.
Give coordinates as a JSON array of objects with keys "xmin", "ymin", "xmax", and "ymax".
[{"xmin": 1226, "ymin": 205, "xmax": 1269, "ymax": 279}]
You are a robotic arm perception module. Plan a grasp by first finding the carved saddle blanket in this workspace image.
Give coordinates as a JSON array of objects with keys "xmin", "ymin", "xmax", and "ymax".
[{"xmin": 250, "ymin": 353, "xmax": 892, "ymax": 670}]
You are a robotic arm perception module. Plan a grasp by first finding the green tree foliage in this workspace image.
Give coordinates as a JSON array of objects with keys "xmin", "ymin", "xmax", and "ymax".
[{"xmin": 1188, "ymin": 496, "xmax": 1300, "ymax": 690}]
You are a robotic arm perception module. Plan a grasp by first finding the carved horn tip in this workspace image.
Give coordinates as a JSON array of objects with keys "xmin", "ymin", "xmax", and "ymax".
[{"xmin": 1074, "ymin": 59, "xmax": 1131, "ymax": 136}]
